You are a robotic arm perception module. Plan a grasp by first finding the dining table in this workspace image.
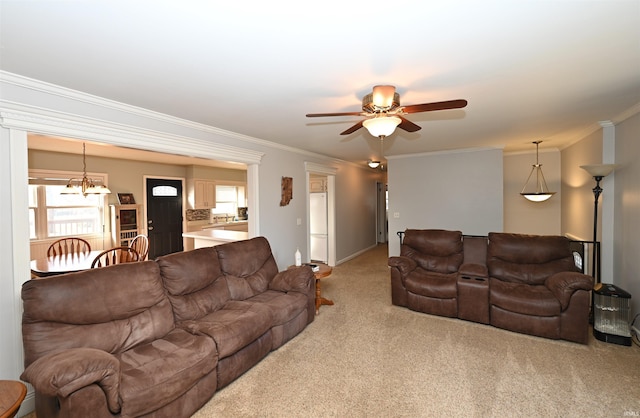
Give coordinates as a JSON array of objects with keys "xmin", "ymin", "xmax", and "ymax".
[{"xmin": 30, "ymin": 250, "xmax": 105, "ymax": 278}]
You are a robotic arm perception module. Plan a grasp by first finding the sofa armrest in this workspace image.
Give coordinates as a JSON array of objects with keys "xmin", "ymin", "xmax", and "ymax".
[
  {"xmin": 269, "ymin": 265, "xmax": 314, "ymax": 293},
  {"xmin": 458, "ymin": 263, "xmax": 488, "ymax": 278},
  {"xmin": 21, "ymin": 348, "xmax": 121, "ymax": 413},
  {"xmin": 388, "ymin": 256, "xmax": 417, "ymax": 276},
  {"xmin": 545, "ymin": 271, "xmax": 594, "ymax": 310}
]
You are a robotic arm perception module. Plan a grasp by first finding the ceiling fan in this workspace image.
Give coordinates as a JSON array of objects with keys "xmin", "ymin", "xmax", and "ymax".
[{"xmin": 306, "ymin": 85, "xmax": 468, "ymax": 139}]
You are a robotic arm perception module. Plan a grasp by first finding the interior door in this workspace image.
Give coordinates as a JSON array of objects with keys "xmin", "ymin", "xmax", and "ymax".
[{"xmin": 146, "ymin": 178, "xmax": 183, "ymax": 259}]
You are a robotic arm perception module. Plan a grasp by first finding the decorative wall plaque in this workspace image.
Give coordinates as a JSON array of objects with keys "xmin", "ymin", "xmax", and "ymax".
[{"xmin": 280, "ymin": 176, "xmax": 292, "ymax": 206}]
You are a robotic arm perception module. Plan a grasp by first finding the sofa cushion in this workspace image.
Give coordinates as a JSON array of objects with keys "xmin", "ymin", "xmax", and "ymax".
[
  {"xmin": 22, "ymin": 261, "xmax": 175, "ymax": 366},
  {"xmin": 487, "ymin": 233, "xmax": 578, "ymax": 285},
  {"xmin": 215, "ymin": 237, "xmax": 279, "ymax": 299},
  {"xmin": 401, "ymin": 229, "xmax": 463, "ymax": 274},
  {"xmin": 118, "ymin": 328, "xmax": 217, "ymax": 417},
  {"xmin": 157, "ymin": 247, "xmax": 230, "ymax": 322},
  {"xmin": 490, "ymin": 278, "xmax": 561, "ymax": 317},
  {"xmin": 403, "ymin": 269, "xmax": 458, "ymax": 299},
  {"xmin": 245, "ymin": 290, "xmax": 308, "ymax": 326},
  {"xmin": 180, "ymin": 300, "xmax": 273, "ymax": 359}
]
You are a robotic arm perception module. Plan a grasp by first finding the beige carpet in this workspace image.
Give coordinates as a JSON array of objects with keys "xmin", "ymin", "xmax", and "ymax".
[{"xmin": 192, "ymin": 243, "xmax": 640, "ymax": 418}]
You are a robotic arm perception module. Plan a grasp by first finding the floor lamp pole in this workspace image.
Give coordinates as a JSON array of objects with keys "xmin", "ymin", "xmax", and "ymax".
[{"xmin": 591, "ymin": 176, "xmax": 604, "ymax": 284}]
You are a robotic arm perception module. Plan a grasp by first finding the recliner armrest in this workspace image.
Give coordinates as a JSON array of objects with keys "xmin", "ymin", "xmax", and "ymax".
[
  {"xmin": 269, "ymin": 265, "xmax": 314, "ymax": 293},
  {"xmin": 545, "ymin": 271, "xmax": 594, "ymax": 310},
  {"xmin": 458, "ymin": 263, "xmax": 488, "ymax": 278},
  {"xmin": 388, "ymin": 256, "xmax": 417, "ymax": 276},
  {"xmin": 21, "ymin": 347, "xmax": 121, "ymax": 413}
]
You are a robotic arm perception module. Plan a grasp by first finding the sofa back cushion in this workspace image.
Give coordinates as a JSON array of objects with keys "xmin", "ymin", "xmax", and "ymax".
[
  {"xmin": 215, "ymin": 237, "xmax": 279, "ymax": 300},
  {"xmin": 401, "ymin": 229, "xmax": 463, "ymax": 274},
  {"xmin": 22, "ymin": 261, "xmax": 174, "ymax": 367},
  {"xmin": 487, "ymin": 232, "xmax": 578, "ymax": 285},
  {"xmin": 156, "ymin": 247, "xmax": 230, "ymax": 322}
]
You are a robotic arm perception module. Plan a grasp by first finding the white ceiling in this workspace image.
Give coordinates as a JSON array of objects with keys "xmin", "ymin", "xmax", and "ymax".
[{"xmin": 2, "ymin": 1, "xmax": 639, "ymax": 166}]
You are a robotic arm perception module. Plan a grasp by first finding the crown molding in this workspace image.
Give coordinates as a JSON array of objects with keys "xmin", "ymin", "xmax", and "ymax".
[
  {"xmin": 0, "ymin": 70, "xmax": 343, "ymax": 163},
  {"xmin": 0, "ymin": 102, "xmax": 264, "ymax": 165}
]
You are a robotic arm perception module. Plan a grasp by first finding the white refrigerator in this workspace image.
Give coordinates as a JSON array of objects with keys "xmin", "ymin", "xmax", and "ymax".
[{"xmin": 309, "ymin": 192, "xmax": 328, "ymax": 263}]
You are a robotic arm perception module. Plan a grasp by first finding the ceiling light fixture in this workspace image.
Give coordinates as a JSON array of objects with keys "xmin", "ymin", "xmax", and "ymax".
[
  {"xmin": 60, "ymin": 143, "xmax": 112, "ymax": 196},
  {"xmin": 362, "ymin": 115, "xmax": 401, "ymax": 139},
  {"xmin": 367, "ymin": 160, "xmax": 381, "ymax": 169},
  {"xmin": 520, "ymin": 140, "xmax": 555, "ymax": 202}
]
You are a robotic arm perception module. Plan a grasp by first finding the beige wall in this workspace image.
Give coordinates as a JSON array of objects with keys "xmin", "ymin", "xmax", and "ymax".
[
  {"xmin": 28, "ymin": 149, "xmax": 246, "ymax": 207},
  {"xmin": 561, "ymin": 130, "xmax": 603, "ymax": 241}
]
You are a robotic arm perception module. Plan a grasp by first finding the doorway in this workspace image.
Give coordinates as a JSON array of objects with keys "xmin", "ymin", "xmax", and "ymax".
[
  {"xmin": 145, "ymin": 178, "xmax": 184, "ymax": 259},
  {"xmin": 305, "ymin": 162, "xmax": 336, "ymax": 266}
]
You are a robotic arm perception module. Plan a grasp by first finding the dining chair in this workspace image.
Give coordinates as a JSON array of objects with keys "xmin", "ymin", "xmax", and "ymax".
[
  {"xmin": 47, "ymin": 237, "xmax": 92, "ymax": 257},
  {"xmin": 130, "ymin": 234, "xmax": 149, "ymax": 261},
  {"xmin": 91, "ymin": 246, "xmax": 140, "ymax": 268}
]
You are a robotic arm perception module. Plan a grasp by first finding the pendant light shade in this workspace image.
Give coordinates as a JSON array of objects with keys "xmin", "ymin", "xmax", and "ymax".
[{"xmin": 520, "ymin": 141, "xmax": 555, "ymax": 202}]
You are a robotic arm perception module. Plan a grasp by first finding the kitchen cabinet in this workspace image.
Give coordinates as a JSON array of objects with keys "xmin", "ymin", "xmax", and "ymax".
[
  {"xmin": 189, "ymin": 179, "xmax": 216, "ymax": 209},
  {"xmin": 310, "ymin": 178, "xmax": 326, "ymax": 193}
]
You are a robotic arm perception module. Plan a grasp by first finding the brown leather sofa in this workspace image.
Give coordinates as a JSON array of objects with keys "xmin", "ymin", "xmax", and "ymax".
[
  {"xmin": 21, "ymin": 237, "xmax": 315, "ymax": 418},
  {"xmin": 389, "ymin": 230, "xmax": 594, "ymax": 344}
]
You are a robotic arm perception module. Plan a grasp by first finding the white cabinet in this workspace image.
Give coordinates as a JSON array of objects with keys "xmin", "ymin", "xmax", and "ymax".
[
  {"xmin": 110, "ymin": 204, "xmax": 143, "ymax": 247},
  {"xmin": 190, "ymin": 179, "xmax": 216, "ymax": 209},
  {"xmin": 310, "ymin": 178, "xmax": 326, "ymax": 193}
]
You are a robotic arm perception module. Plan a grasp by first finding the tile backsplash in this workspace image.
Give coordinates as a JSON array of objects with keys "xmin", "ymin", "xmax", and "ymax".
[{"xmin": 186, "ymin": 209, "xmax": 211, "ymax": 221}]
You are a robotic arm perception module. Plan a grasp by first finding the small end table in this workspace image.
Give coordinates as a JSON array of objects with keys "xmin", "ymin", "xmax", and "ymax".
[
  {"xmin": 0, "ymin": 380, "xmax": 27, "ymax": 418},
  {"xmin": 313, "ymin": 263, "xmax": 333, "ymax": 314}
]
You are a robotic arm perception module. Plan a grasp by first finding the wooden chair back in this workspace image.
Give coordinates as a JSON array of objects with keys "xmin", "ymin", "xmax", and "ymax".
[
  {"xmin": 91, "ymin": 247, "xmax": 140, "ymax": 268},
  {"xmin": 47, "ymin": 238, "xmax": 91, "ymax": 257},
  {"xmin": 130, "ymin": 234, "xmax": 149, "ymax": 261}
]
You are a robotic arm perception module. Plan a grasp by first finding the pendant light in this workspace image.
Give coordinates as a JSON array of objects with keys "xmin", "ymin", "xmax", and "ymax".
[
  {"xmin": 520, "ymin": 140, "xmax": 555, "ymax": 202},
  {"xmin": 60, "ymin": 143, "xmax": 112, "ymax": 196}
]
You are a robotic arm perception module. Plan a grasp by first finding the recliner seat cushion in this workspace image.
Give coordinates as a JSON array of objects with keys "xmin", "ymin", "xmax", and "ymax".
[
  {"xmin": 180, "ymin": 300, "xmax": 273, "ymax": 359},
  {"xmin": 404, "ymin": 269, "xmax": 457, "ymax": 298},
  {"xmin": 490, "ymin": 278, "xmax": 561, "ymax": 317},
  {"xmin": 245, "ymin": 290, "xmax": 308, "ymax": 326},
  {"xmin": 117, "ymin": 328, "xmax": 217, "ymax": 417}
]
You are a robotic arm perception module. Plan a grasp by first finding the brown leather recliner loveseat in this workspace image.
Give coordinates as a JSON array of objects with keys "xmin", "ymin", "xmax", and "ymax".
[
  {"xmin": 21, "ymin": 236, "xmax": 315, "ymax": 418},
  {"xmin": 389, "ymin": 229, "xmax": 594, "ymax": 344}
]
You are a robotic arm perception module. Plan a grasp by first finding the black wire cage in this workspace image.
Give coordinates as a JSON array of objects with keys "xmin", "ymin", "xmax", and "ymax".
[{"xmin": 593, "ymin": 283, "xmax": 632, "ymax": 346}]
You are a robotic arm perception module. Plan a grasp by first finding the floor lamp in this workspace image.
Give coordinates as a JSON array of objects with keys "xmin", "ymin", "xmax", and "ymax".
[{"xmin": 579, "ymin": 164, "xmax": 617, "ymax": 284}]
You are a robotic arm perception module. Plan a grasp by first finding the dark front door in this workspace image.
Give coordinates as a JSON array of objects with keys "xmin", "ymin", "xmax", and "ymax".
[{"xmin": 146, "ymin": 178, "xmax": 183, "ymax": 259}]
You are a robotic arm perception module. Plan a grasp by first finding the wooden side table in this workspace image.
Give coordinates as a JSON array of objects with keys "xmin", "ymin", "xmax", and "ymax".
[
  {"xmin": 0, "ymin": 380, "xmax": 27, "ymax": 418},
  {"xmin": 313, "ymin": 263, "xmax": 333, "ymax": 314}
]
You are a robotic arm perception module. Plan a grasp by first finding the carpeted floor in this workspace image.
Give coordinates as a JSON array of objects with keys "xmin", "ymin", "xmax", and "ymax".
[{"xmin": 192, "ymin": 243, "xmax": 640, "ymax": 418}]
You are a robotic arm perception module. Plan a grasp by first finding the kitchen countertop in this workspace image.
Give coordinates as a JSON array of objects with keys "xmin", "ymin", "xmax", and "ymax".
[{"xmin": 182, "ymin": 229, "xmax": 248, "ymax": 242}]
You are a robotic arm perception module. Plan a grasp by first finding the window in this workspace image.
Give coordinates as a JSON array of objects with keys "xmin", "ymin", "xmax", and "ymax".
[
  {"xmin": 29, "ymin": 170, "xmax": 109, "ymax": 240},
  {"xmin": 212, "ymin": 184, "xmax": 246, "ymax": 216}
]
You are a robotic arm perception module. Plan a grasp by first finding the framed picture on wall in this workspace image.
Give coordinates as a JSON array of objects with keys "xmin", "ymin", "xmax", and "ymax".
[{"xmin": 117, "ymin": 193, "xmax": 136, "ymax": 205}]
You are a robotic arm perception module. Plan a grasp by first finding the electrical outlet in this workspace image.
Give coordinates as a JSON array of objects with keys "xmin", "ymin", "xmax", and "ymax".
[{"xmin": 393, "ymin": 212, "xmax": 400, "ymax": 218}]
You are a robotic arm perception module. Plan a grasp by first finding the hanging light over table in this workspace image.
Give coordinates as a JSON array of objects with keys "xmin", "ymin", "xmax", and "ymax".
[
  {"xmin": 60, "ymin": 143, "xmax": 111, "ymax": 196},
  {"xmin": 520, "ymin": 140, "xmax": 555, "ymax": 202}
]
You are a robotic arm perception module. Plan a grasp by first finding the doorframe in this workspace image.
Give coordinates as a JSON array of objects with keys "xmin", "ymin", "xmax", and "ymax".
[
  {"xmin": 305, "ymin": 162, "xmax": 336, "ymax": 267},
  {"xmin": 143, "ymin": 175, "xmax": 187, "ymax": 249},
  {"xmin": 376, "ymin": 181, "xmax": 388, "ymax": 243}
]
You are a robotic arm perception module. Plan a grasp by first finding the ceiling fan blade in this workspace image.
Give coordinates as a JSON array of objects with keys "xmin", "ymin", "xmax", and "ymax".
[
  {"xmin": 340, "ymin": 121, "xmax": 363, "ymax": 135},
  {"xmin": 401, "ymin": 99, "xmax": 468, "ymax": 114},
  {"xmin": 397, "ymin": 116, "xmax": 422, "ymax": 132},
  {"xmin": 306, "ymin": 111, "xmax": 364, "ymax": 117}
]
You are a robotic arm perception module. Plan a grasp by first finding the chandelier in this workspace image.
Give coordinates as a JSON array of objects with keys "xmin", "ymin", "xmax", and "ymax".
[
  {"xmin": 60, "ymin": 143, "xmax": 111, "ymax": 196},
  {"xmin": 520, "ymin": 140, "xmax": 555, "ymax": 202}
]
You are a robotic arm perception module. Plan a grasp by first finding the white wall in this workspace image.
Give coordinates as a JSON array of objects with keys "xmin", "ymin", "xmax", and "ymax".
[
  {"xmin": 386, "ymin": 147, "xmax": 503, "ymax": 256},
  {"xmin": 503, "ymin": 149, "xmax": 561, "ymax": 235},
  {"xmin": 614, "ymin": 112, "xmax": 640, "ymax": 318}
]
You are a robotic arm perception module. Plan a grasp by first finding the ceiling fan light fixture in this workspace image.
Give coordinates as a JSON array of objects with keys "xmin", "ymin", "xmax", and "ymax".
[
  {"xmin": 367, "ymin": 160, "xmax": 381, "ymax": 169},
  {"xmin": 363, "ymin": 115, "xmax": 401, "ymax": 138},
  {"xmin": 372, "ymin": 85, "xmax": 396, "ymax": 108}
]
